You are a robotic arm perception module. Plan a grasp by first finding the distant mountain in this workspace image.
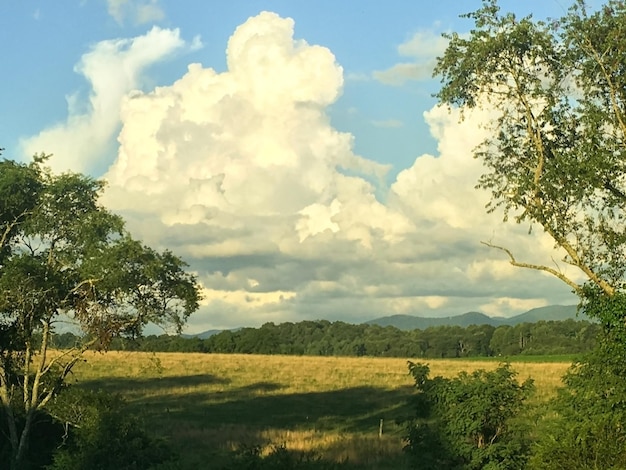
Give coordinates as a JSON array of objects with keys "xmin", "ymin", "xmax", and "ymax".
[
  {"xmin": 184, "ymin": 305, "xmax": 584, "ymax": 338},
  {"xmin": 365, "ymin": 304, "xmax": 582, "ymax": 331},
  {"xmin": 365, "ymin": 311, "xmax": 504, "ymax": 330},
  {"xmin": 505, "ymin": 304, "xmax": 584, "ymax": 325},
  {"xmin": 183, "ymin": 327, "xmax": 243, "ymax": 339},
  {"xmin": 182, "ymin": 329, "xmax": 224, "ymax": 339}
]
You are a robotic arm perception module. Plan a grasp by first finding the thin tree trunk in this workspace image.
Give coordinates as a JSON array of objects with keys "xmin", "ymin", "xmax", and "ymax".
[
  {"xmin": 1, "ymin": 360, "xmax": 21, "ymax": 469},
  {"xmin": 13, "ymin": 408, "xmax": 35, "ymax": 470},
  {"xmin": 11, "ymin": 321, "xmax": 52, "ymax": 469}
]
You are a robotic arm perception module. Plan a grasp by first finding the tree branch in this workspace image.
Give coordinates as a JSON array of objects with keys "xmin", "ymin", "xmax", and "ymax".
[
  {"xmin": 481, "ymin": 241, "xmax": 583, "ymax": 294},
  {"xmin": 581, "ymin": 36, "xmax": 626, "ymax": 137}
]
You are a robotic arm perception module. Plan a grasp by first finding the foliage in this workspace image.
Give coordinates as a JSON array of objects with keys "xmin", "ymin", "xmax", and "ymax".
[
  {"xmin": 47, "ymin": 388, "xmax": 177, "ymax": 470},
  {"xmin": 97, "ymin": 319, "xmax": 599, "ymax": 358},
  {"xmin": 222, "ymin": 444, "xmax": 346, "ymax": 470},
  {"xmin": 0, "ymin": 387, "xmax": 176, "ymax": 470},
  {"xmin": 0, "ymin": 407, "xmax": 64, "ymax": 470},
  {"xmin": 530, "ymin": 293, "xmax": 626, "ymax": 469},
  {"xmin": 405, "ymin": 362, "xmax": 534, "ymax": 470},
  {"xmin": 0, "ymin": 154, "xmax": 201, "ymax": 469},
  {"xmin": 435, "ymin": 0, "xmax": 626, "ymax": 296}
]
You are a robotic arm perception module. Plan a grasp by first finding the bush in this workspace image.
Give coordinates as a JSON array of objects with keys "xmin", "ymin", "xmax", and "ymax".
[
  {"xmin": 0, "ymin": 408, "xmax": 64, "ymax": 470},
  {"xmin": 529, "ymin": 344, "xmax": 626, "ymax": 469},
  {"xmin": 529, "ymin": 291, "xmax": 626, "ymax": 469},
  {"xmin": 221, "ymin": 444, "xmax": 344, "ymax": 470},
  {"xmin": 405, "ymin": 362, "xmax": 534, "ymax": 470},
  {"xmin": 47, "ymin": 388, "xmax": 176, "ymax": 470}
]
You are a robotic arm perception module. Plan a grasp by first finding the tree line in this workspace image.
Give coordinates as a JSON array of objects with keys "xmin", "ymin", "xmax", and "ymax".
[{"xmin": 51, "ymin": 318, "xmax": 600, "ymax": 358}]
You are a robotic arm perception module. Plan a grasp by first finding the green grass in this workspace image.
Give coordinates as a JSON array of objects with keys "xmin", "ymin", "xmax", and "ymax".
[
  {"xmin": 68, "ymin": 352, "xmax": 573, "ymax": 469},
  {"xmin": 460, "ymin": 353, "xmax": 580, "ymax": 363}
]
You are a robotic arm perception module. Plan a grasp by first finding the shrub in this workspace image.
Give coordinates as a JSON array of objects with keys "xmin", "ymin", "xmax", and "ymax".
[
  {"xmin": 529, "ymin": 343, "xmax": 626, "ymax": 469},
  {"xmin": 47, "ymin": 388, "xmax": 176, "ymax": 470},
  {"xmin": 221, "ymin": 444, "xmax": 344, "ymax": 469},
  {"xmin": 405, "ymin": 362, "xmax": 534, "ymax": 469}
]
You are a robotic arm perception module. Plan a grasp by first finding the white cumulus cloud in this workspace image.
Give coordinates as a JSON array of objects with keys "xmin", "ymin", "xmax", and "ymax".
[
  {"xmin": 92, "ymin": 12, "xmax": 579, "ymax": 332},
  {"xmin": 20, "ymin": 26, "xmax": 187, "ymax": 174}
]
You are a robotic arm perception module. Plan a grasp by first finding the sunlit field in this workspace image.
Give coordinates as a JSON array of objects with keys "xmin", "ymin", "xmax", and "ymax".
[{"xmin": 69, "ymin": 352, "xmax": 572, "ymax": 469}]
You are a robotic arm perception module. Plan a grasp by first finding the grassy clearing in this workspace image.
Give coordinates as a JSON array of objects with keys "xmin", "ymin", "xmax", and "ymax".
[{"xmin": 68, "ymin": 352, "xmax": 571, "ymax": 468}]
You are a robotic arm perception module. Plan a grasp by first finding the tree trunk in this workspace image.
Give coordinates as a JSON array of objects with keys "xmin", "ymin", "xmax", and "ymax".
[
  {"xmin": 0, "ymin": 362, "xmax": 20, "ymax": 465},
  {"xmin": 12, "ymin": 408, "xmax": 35, "ymax": 470}
]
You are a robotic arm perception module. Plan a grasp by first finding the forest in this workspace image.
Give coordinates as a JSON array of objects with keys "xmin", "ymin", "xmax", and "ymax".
[{"xmin": 52, "ymin": 318, "xmax": 600, "ymax": 358}]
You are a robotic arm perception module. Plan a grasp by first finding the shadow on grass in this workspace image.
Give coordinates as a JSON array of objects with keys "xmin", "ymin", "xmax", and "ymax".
[
  {"xmin": 78, "ymin": 373, "xmax": 413, "ymax": 434},
  {"xmin": 77, "ymin": 374, "xmax": 415, "ymax": 468},
  {"xmin": 78, "ymin": 373, "xmax": 231, "ymax": 392},
  {"xmin": 193, "ymin": 385, "xmax": 415, "ymax": 432}
]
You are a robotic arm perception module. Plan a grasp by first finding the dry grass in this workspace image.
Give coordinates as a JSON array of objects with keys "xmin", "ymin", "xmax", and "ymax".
[{"xmin": 68, "ymin": 352, "xmax": 571, "ymax": 468}]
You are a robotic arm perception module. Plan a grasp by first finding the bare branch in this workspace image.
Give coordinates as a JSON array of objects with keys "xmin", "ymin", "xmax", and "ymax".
[
  {"xmin": 0, "ymin": 213, "xmax": 27, "ymax": 254},
  {"xmin": 481, "ymin": 241, "xmax": 583, "ymax": 294},
  {"xmin": 37, "ymin": 356, "xmax": 83, "ymax": 410},
  {"xmin": 72, "ymin": 278, "xmax": 101, "ymax": 293}
]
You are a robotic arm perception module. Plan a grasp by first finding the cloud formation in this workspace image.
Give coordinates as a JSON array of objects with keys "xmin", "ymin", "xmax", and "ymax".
[
  {"xmin": 374, "ymin": 29, "xmax": 449, "ymax": 85},
  {"xmin": 107, "ymin": 0, "xmax": 165, "ymax": 25},
  {"xmin": 97, "ymin": 12, "xmax": 578, "ymax": 332},
  {"xmin": 20, "ymin": 27, "xmax": 190, "ymax": 174}
]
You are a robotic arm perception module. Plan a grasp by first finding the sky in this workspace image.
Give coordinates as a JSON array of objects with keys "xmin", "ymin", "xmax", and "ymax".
[{"xmin": 0, "ymin": 0, "xmax": 597, "ymax": 333}]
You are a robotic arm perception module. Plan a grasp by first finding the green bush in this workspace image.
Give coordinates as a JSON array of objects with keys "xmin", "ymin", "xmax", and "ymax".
[
  {"xmin": 47, "ymin": 388, "xmax": 176, "ymax": 470},
  {"xmin": 221, "ymin": 444, "xmax": 344, "ymax": 470},
  {"xmin": 529, "ymin": 344, "xmax": 626, "ymax": 469},
  {"xmin": 405, "ymin": 362, "xmax": 534, "ymax": 470},
  {"xmin": 529, "ymin": 291, "xmax": 626, "ymax": 469},
  {"xmin": 0, "ymin": 408, "xmax": 64, "ymax": 470}
]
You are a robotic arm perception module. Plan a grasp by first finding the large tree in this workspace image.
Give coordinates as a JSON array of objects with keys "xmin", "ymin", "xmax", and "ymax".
[
  {"xmin": 434, "ymin": 0, "xmax": 626, "ymax": 302},
  {"xmin": 0, "ymin": 154, "xmax": 201, "ymax": 469},
  {"xmin": 434, "ymin": 4, "xmax": 626, "ymax": 466}
]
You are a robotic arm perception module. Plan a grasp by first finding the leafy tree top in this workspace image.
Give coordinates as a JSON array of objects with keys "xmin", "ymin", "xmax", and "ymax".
[
  {"xmin": 0, "ymin": 152, "xmax": 202, "ymax": 469},
  {"xmin": 434, "ymin": 0, "xmax": 626, "ymax": 298},
  {"xmin": 0, "ymin": 154, "xmax": 201, "ymax": 345}
]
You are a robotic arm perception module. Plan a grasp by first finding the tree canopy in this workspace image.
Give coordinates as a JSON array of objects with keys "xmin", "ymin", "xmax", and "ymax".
[
  {"xmin": 434, "ymin": 0, "xmax": 626, "ymax": 300},
  {"xmin": 0, "ymin": 154, "xmax": 201, "ymax": 469},
  {"xmin": 430, "ymin": 3, "xmax": 626, "ymax": 468}
]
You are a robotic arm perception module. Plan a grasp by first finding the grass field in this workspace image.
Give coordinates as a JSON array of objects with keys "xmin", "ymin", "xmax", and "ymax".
[{"xmin": 70, "ymin": 352, "xmax": 572, "ymax": 469}]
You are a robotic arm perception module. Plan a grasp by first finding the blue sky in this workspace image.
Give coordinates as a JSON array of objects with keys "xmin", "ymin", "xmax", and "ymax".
[{"xmin": 1, "ymin": 1, "xmax": 592, "ymax": 332}]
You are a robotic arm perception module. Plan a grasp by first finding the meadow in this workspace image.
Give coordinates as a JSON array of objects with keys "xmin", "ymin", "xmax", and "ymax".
[{"xmin": 70, "ymin": 352, "xmax": 572, "ymax": 469}]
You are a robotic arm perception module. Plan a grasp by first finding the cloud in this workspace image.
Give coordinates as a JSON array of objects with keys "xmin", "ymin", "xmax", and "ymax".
[
  {"xmin": 397, "ymin": 30, "xmax": 450, "ymax": 59},
  {"xmin": 107, "ymin": 0, "xmax": 165, "ymax": 25},
  {"xmin": 344, "ymin": 72, "xmax": 370, "ymax": 82},
  {"xmin": 19, "ymin": 27, "xmax": 188, "ymax": 174},
  {"xmin": 374, "ymin": 29, "xmax": 449, "ymax": 86},
  {"xmin": 90, "ymin": 12, "xmax": 578, "ymax": 333}
]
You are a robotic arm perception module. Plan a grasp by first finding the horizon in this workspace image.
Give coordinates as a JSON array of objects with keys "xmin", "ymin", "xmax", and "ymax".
[{"xmin": 177, "ymin": 304, "xmax": 581, "ymax": 335}]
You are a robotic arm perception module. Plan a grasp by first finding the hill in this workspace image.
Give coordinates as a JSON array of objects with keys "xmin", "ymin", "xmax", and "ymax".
[
  {"xmin": 181, "ymin": 329, "xmax": 223, "ymax": 339},
  {"xmin": 365, "ymin": 304, "xmax": 581, "ymax": 331},
  {"xmin": 364, "ymin": 311, "xmax": 504, "ymax": 330},
  {"xmin": 187, "ymin": 305, "xmax": 584, "ymax": 338},
  {"xmin": 505, "ymin": 305, "xmax": 583, "ymax": 325}
]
